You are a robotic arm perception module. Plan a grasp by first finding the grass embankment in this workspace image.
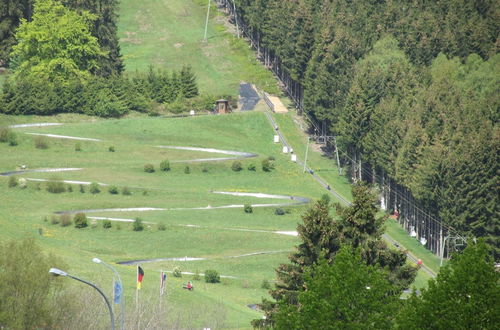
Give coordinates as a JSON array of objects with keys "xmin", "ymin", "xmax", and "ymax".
[{"xmin": 117, "ymin": 0, "xmax": 278, "ymax": 96}]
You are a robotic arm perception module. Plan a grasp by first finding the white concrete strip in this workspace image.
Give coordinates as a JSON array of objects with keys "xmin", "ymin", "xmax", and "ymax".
[
  {"xmin": 87, "ymin": 216, "xmax": 155, "ymax": 224},
  {"xmin": 274, "ymin": 231, "xmax": 299, "ymax": 236},
  {"xmin": 212, "ymin": 191, "xmax": 293, "ymax": 200},
  {"xmin": 155, "ymin": 145, "xmax": 255, "ymax": 156},
  {"xmin": 25, "ymin": 178, "xmax": 108, "ymax": 186},
  {"xmin": 25, "ymin": 132, "xmax": 101, "ymax": 141},
  {"xmin": 9, "ymin": 123, "xmax": 63, "ymax": 128}
]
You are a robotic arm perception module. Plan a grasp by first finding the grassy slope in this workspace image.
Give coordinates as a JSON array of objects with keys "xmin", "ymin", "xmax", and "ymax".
[
  {"xmin": 0, "ymin": 112, "xmax": 325, "ymax": 328},
  {"xmin": 118, "ymin": 0, "xmax": 278, "ymax": 96}
]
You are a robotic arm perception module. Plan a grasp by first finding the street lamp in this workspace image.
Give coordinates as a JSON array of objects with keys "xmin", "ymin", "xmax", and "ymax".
[
  {"xmin": 49, "ymin": 268, "xmax": 115, "ymax": 330},
  {"xmin": 93, "ymin": 258, "xmax": 125, "ymax": 330},
  {"xmin": 303, "ymin": 136, "xmax": 310, "ymax": 173}
]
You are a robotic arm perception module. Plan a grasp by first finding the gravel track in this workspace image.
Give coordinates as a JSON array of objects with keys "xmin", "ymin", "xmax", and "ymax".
[
  {"xmin": 0, "ymin": 168, "xmax": 82, "ymax": 176},
  {"xmin": 25, "ymin": 132, "xmax": 101, "ymax": 141}
]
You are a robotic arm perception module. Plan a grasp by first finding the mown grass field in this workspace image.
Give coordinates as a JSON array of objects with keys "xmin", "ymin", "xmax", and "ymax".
[
  {"xmin": 117, "ymin": 0, "xmax": 278, "ymax": 96},
  {"xmin": 0, "ymin": 111, "xmax": 326, "ymax": 328},
  {"xmin": 0, "ymin": 110, "xmax": 441, "ymax": 328}
]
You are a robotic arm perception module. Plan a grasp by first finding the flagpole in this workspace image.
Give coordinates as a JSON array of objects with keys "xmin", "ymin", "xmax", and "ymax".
[{"xmin": 136, "ymin": 265, "xmax": 139, "ymax": 310}]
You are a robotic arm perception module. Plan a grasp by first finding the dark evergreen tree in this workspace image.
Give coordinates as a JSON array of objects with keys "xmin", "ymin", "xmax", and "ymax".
[{"xmin": 179, "ymin": 65, "xmax": 198, "ymax": 98}]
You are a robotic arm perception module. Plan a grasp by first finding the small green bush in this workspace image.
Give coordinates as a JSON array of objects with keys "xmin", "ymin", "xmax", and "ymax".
[
  {"xmin": 79, "ymin": 184, "xmax": 85, "ymax": 193},
  {"xmin": 60, "ymin": 214, "xmax": 72, "ymax": 227},
  {"xmin": 35, "ymin": 183, "xmax": 41, "ymax": 191},
  {"xmin": 274, "ymin": 208, "xmax": 285, "ymax": 216},
  {"xmin": 157, "ymin": 223, "xmax": 166, "ymax": 231},
  {"xmin": 244, "ymin": 204, "xmax": 253, "ymax": 213},
  {"xmin": 8, "ymin": 176, "xmax": 17, "ymax": 188},
  {"xmin": 267, "ymin": 156, "xmax": 276, "ymax": 161},
  {"xmin": 261, "ymin": 279, "xmax": 271, "ymax": 289},
  {"xmin": 0, "ymin": 127, "xmax": 11, "ymax": 142},
  {"xmin": 247, "ymin": 163, "xmax": 256, "ymax": 171},
  {"xmin": 173, "ymin": 266, "xmax": 182, "ymax": 277},
  {"xmin": 231, "ymin": 161, "xmax": 242, "ymax": 171},
  {"xmin": 18, "ymin": 178, "xmax": 27, "ymax": 189},
  {"xmin": 67, "ymin": 184, "xmax": 73, "ymax": 192},
  {"xmin": 7, "ymin": 131, "xmax": 17, "ymax": 146},
  {"xmin": 75, "ymin": 143, "xmax": 82, "ymax": 151},
  {"xmin": 50, "ymin": 215, "xmax": 59, "ymax": 225},
  {"xmin": 46, "ymin": 178, "xmax": 66, "ymax": 193},
  {"xmin": 262, "ymin": 159, "xmax": 274, "ymax": 172},
  {"xmin": 184, "ymin": 166, "xmax": 190, "ymax": 174},
  {"xmin": 102, "ymin": 220, "xmax": 112, "ymax": 229},
  {"xmin": 74, "ymin": 213, "xmax": 88, "ymax": 228},
  {"xmin": 89, "ymin": 182, "xmax": 100, "ymax": 194},
  {"xmin": 321, "ymin": 194, "xmax": 331, "ymax": 204},
  {"xmin": 122, "ymin": 186, "xmax": 131, "ymax": 195},
  {"xmin": 144, "ymin": 163, "xmax": 155, "ymax": 173},
  {"xmin": 159, "ymin": 160, "xmax": 170, "ymax": 172},
  {"xmin": 108, "ymin": 185, "xmax": 118, "ymax": 194},
  {"xmin": 115, "ymin": 223, "xmax": 122, "ymax": 230},
  {"xmin": 133, "ymin": 218, "xmax": 144, "ymax": 231},
  {"xmin": 108, "ymin": 146, "xmax": 115, "ymax": 152},
  {"xmin": 34, "ymin": 136, "xmax": 49, "ymax": 149},
  {"xmin": 204, "ymin": 269, "xmax": 220, "ymax": 283},
  {"xmin": 201, "ymin": 164, "xmax": 209, "ymax": 173}
]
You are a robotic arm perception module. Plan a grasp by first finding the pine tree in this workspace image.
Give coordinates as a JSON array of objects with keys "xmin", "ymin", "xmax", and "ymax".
[{"xmin": 179, "ymin": 65, "xmax": 198, "ymax": 98}]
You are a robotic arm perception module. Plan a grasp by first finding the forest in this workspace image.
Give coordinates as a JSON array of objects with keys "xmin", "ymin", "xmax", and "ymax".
[
  {"xmin": 230, "ymin": 0, "xmax": 499, "ymax": 259},
  {"xmin": 0, "ymin": 0, "xmax": 202, "ymax": 116}
]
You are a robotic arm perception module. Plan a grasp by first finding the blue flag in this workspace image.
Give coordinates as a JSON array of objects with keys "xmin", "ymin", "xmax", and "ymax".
[{"xmin": 114, "ymin": 281, "xmax": 122, "ymax": 304}]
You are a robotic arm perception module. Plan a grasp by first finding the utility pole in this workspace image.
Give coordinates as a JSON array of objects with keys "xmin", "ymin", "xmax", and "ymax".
[
  {"xmin": 203, "ymin": 0, "xmax": 211, "ymax": 42},
  {"xmin": 303, "ymin": 137, "xmax": 310, "ymax": 173},
  {"xmin": 232, "ymin": 0, "xmax": 240, "ymax": 38}
]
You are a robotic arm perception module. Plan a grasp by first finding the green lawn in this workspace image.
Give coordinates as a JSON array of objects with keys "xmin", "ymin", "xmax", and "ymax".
[{"xmin": 118, "ymin": 0, "xmax": 278, "ymax": 96}]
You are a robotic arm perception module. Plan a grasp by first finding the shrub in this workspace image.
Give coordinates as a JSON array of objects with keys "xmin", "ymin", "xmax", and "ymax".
[
  {"xmin": 79, "ymin": 184, "xmax": 85, "ymax": 193},
  {"xmin": 67, "ymin": 184, "xmax": 73, "ymax": 192},
  {"xmin": 184, "ymin": 166, "xmax": 190, "ymax": 174},
  {"xmin": 35, "ymin": 183, "xmax": 41, "ymax": 191},
  {"xmin": 262, "ymin": 159, "xmax": 274, "ymax": 172},
  {"xmin": 0, "ymin": 127, "xmax": 11, "ymax": 142},
  {"xmin": 267, "ymin": 156, "xmax": 276, "ymax": 161},
  {"xmin": 133, "ymin": 218, "xmax": 144, "ymax": 231},
  {"xmin": 34, "ymin": 136, "xmax": 49, "ymax": 149},
  {"xmin": 204, "ymin": 269, "xmax": 220, "ymax": 283},
  {"xmin": 157, "ymin": 223, "xmax": 166, "ymax": 231},
  {"xmin": 108, "ymin": 185, "xmax": 118, "ymax": 194},
  {"xmin": 231, "ymin": 161, "xmax": 242, "ymax": 172},
  {"xmin": 122, "ymin": 186, "xmax": 131, "ymax": 195},
  {"xmin": 102, "ymin": 220, "xmax": 112, "ymax": 229},
  {"xmin": 142, "ymin": 190, "xmax": 148, "ymax": 196},
  {"xmin": 108, "ymin": 146, "xmax": 115, "ymax": 152},
  {"xmin": 75, "ymin": 143, "xmax": 81, "ymax": 151},
  {"xmin": 60, "ymin": 214, "xmax": 72, "ymax": 227},
  {"xmin": 173, "ymin": 266, "xmax": 182, "ymax": 277},
  {"xmin": 18, "ymin": 178, "xmax": 27, "ymax": 189},
  {"xmin": 159, "ymin": 160, "xmax": 170, "ymax": 172},
  {"xmin": 244, "ymin": 204, "xmax": 253, "ymax": 213},
  {"xmin": 74, "ymin": 213, "xmax": 88, "ymax": 228},
  {"xmin": 261, "ymin": 279, "xmax": 271, "ymax": 289},
  {"xmin": 320, "ymin": 193, "xmax": 331, "ymax": 204},
  {"xmin": 6, "ymin": 131, "xmax": 17, "ymax": 146},
  {"xmin": 50, "ymin": 215, "xmax": 59, "ymax": 225},
  {"xmin": 201, "ymin": 164, "xmax": 209, "ymax": 173},
  {"xmin": 247, "ymin": 163, "xmax": 256, "ymax": 171},
  {"xmin": 115, "ymin": 223, "xmax": 122, "ymax": 230},
  {"xmin": 46, "ymin": 178, "xmax": 66, "ymax": 193},
  {"xmin": 8, "ymin": 176, "xmax": 18, "ymax": 188},
  {"xmin": 144, "ymin": 163, "xmax": 155, "ymax": 173},
  {"xmin": 274, "ymin": 208, "xmax": 285, "ymax": 216},
  {"xmin": 193, "ymin": 270, "xmax": 201, "ymax": 281},
  {"xmin": 89, "ymin": 182, "xmax": 100, "ymax": 194}
]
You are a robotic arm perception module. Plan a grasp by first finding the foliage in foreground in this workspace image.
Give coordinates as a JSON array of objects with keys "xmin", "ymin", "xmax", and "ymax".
[
  {"xmin": 395, "ymin": 240, "xmax": 500, "ymax": 329},
  {"xmin": 0, "ymin": 239, "xmax": 72, "ymax": 328},
  {"xmin": 274, "ymin": 246, "xmax": 400, "ymax": 329}
]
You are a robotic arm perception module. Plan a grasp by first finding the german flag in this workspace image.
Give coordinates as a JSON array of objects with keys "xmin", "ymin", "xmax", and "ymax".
[{"xmin": 137, "ymin": 266, "xmax": 144, "ymax": 290}]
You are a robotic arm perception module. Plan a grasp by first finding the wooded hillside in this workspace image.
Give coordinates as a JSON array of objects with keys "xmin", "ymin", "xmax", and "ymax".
[{"xmin": 231, "ymin": 0, "xmax": 499, "ymax": 258}]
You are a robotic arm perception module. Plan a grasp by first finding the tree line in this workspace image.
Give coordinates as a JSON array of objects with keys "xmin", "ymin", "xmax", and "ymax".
[
  {"xmin": 230, "ymin": 0, "xmax": 499, "ymax": 259},
  {"xmin": 253, "ymin": 186, "xmax": 499, "ymax": 329},
  {"xmin": 0, "ymin": 0, "xmax": 203, "ymax": 117}
]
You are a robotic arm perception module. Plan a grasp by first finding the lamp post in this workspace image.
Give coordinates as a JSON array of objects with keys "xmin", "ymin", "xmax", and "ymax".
[
  {"xmin": 49, "ymin": 268, "xmax": 115, "ymax": 330},
  {"xmin": 93, "ymin": 258, "xmax": 125, "ymax": 330},
  {"xmin": 203, "ymin": 0, "xmax": 212, "ymax": 42}
]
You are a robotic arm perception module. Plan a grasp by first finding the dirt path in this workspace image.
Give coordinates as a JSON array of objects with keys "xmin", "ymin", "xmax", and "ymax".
[
  {"xmin": 9, "ymin": 123, "xmax": 63, "ymax": 128},
  {"xmin": 0, "ymin": 168, "xmax": 82, "ymax": 176}
]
